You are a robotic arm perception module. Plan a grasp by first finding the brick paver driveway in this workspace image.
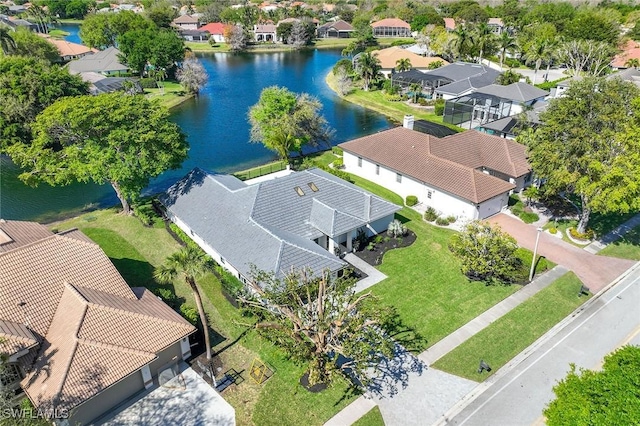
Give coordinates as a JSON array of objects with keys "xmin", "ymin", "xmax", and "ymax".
[{"xmin": 489, "ymin": 213, "xmax": 634, "ymax": 292}]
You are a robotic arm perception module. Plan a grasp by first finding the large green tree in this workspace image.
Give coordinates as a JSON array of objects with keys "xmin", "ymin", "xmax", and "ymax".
[
  {"xmin": 0, "ymin": 27, "xmax": 16, "ymax": 54},
  {"xmin": 544, "ymin": 345, "xmax": 640, "ymax": 425},
  {"xmin": 0, "ymin": 56, "xmax": 87, "ymax": 151},
  {"xmin": 80, "ymin": 11, "xmax": 152, "ymax": 49},
  {"xmin": 10, "ymin": 28, "xmax": 60, "ymax": 63},
  {"xmin": 248, "ymin": 86, "xmax": 333, "ymax": 163},
  {"xmin": 520, "ymin": 77, "xmax": 640, "ymax": 234},
  {"xmin": 155, "ymin": 248, "xmax": 213, "ymax": 360},
  {"xmin": 145, "ymin": 0, "xmax": 177, "ymax": 28},
  {"xmin": 117, "ymin": 28, "xmax": 185, "ymax": 76},
  {"xmin": 243, "ymin": 267, "xmax": 399, "ymax": 386},
  {"xmin": 355, "ymin": 51, "xmax": 381, "ymax": 91},
  {"xmin": 449, "ymin": 221, "xmax": 522, "ymax": 285},
  {"xmin": 7, "ymin": 93, "xmax": 188, "ymax": 214}
]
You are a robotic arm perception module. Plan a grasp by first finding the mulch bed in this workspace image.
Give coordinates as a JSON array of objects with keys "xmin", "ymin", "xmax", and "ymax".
[
  {"xmin": 299, "ymin": 372, "xmax": 328, "ymax": 393},
  {"xmin": 353, "ymin": 230, "xmax": 417, "ymax": 266}
]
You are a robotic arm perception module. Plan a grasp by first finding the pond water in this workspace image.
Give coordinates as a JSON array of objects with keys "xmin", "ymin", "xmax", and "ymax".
[{"xmin": 0, "ymin": 26, "xmax": 392, "ymax": 222}]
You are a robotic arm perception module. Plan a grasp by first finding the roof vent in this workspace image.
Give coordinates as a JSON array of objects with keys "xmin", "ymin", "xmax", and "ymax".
[
  {"xmin": 308, "ymin": 182, "xmax": 319, "ymax": 192},
  {"xmin": 0, "ymin": 229, "xmax": 13, "ymax": 245},
  {"xmin": 294, "ymin": 186, "xmax": 305, "ymax": 196}
]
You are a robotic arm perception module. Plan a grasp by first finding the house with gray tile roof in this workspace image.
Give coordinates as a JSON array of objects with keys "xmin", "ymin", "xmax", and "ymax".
[
  {"xmin": 160, "ymin": 168, "xmax": 400, "ymax": 282},
  {"xmin": 67, "ymin": 47, "xmax": 129, "ymax": 76}
]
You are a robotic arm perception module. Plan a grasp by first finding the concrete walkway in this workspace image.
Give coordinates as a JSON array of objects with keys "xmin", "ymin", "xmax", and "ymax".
[
  {"xmin": 345, "ymin": 253, "xmax": 388, "ymax": 293},
  {"xmin": 585, "ymin": 212, "xmax": 640, "ymax": 254},
  {"xmin": 489, "ymin": 213, "xmax": 634, "ymax": 292}
]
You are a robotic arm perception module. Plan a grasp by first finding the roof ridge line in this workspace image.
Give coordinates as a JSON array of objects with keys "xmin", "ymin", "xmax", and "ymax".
[
  {"xmin": 470, "ymin": 169, "xmax": 479, "ymax": 203},
  {"xmin": 0, "ymin": 232, "xmax": 56, "ymax": 257},
  {"xmin": 76, "ymin": 338, "xmax": 157, "ymax": 358},
  {"xmin": 501, "ymin": 137, "xmax": 517, "ymax": 176},
  {"xmin": 55, "ymin": 228, "xmax": 98, "ymax": 248}
]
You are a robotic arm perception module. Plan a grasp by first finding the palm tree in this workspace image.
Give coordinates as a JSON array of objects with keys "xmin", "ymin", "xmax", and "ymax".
[
  {"xmin": 523, "ymin": 39, "xmax": 548, "ymax": 85},
  {"xmin": 409, "ymin": 82, "xmax": 422, "ymax": 103},
  {"xmin": 625, "ymin": 58, "xmax": 640, "ymax": 69},
  {"xmin": 153, "ymin": 68, "xmax": 167, "ymax": 94},
  {"xmin": 27, "ymin": 4, "xmax": 55, "ymax": 34},
  {"xmin": 474, "ymin": 22, "xmax": 496, "ymax": 64},
  {"xmin": 0, "ymin": 28, "xmax": 16, "ymax": 54},
  {"xmin": 395, "ymin": 57, "xmax": 412, "ymax": 72},
  {"xmin": 451, "ymin": 24, "xmax": 473, "ymax": 61},
  {"xmin": 497, "ymin": 32, "xmax": 517, "ymax": 71},
  {"xmin": 356, "ymin": 52, "xmax": 381, "ymax": 91},
  {"xmin": 155, "ymin": 247, "xmax": 214, "ymax": 360}
]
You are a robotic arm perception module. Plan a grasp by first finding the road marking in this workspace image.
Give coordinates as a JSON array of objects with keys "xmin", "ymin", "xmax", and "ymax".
[{"xmin": 456, "ymin": 273, "xmax": 640, "ymax": 426}]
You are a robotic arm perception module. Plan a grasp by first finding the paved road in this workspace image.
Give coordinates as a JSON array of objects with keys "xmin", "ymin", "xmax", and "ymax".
[
  {"xmin": 443, "ymin": 265, "xmax": 640, "ymax": 426},
  {"xmin": 489, "ymin": 213, "xmax": 634, "ymax": 292}
]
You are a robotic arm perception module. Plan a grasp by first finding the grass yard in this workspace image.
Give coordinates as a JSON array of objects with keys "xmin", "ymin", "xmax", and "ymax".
[
  {"xmin": 353, "ymin": 406, "xmax": 385, "ymax": 426},
  {"xmin": 325, "ymin": 72, "xmax": 463, "ymax": 132},
  {"xmin": 432, "ymin": 272, "xmax": 588, "ymax": 382},
  {"xmin": 55, "ymin": 209, "xmax": 357, "ymax": 426},
  {"xmin": 186, "ymin": 41, "xmax": 229, "ymax": 52},
  {"xmin": 144, "ymin": 81, "xmax": 193, "ymax": 110},
  {"xmin": 233, "ymin": 160, "xmax": 287, "ymax": 180},
  {"xmin": 598, "ymin": 225, "xmax": 640, "ymax": 260}
]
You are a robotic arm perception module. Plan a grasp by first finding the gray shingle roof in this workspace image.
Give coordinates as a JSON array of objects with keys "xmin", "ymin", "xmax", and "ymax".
[
  {"xmin": 432, "ymin": 62, "xmax": 501, "ymax": 96},
  {"xmin": 473, "ymin": 82, "xmax": 549, "ymax": 103},
  {"xmin": 67, "ymin": 47, "xmax": 128, "ymax": 74},
  {"xmin": 160, "ymin": 168, "xmax": 399, "ymax": 280}
]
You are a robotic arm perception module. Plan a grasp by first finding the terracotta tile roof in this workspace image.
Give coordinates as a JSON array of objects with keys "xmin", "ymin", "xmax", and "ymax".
[
  {"xmin": 611, "ymin": 40, "xmax": 640, "ymax": 68},
  {"xmin": 371, "ymin": 18, "xmax": 410, "ymax": 29},
  {"xmin": 0, "ymin": 221, "xmax": 195, "ymax": 413},
  {"xmin": 443, "ymin": 17, "xmax": 456, "ymax": 30},
  {"xmin": 371, "ymin": 46, "xmax": 448, "ymax": 70},
  {"xmin": 38, "ymin": 34, "xmax": 96, "ymax": 57},
  {"xmin": 0, "ymin": 220, "xmax": 51, "ymax": 253},
  {"xmin": 199, "ymin": 22, "xmax": 230, "ymax": 35},
  {"xmin": 339, "ymin": 127, "xmax": 523, "ymax": 203}
]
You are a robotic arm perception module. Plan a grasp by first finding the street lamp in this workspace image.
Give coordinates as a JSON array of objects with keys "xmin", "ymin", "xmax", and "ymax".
[{"xmin": 529, "ymin": 227, "xmax": 543, "ymax": 282}]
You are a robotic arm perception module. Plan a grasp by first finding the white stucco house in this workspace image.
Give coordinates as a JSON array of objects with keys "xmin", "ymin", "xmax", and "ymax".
[
  {"xmin": 339, "ymin": 120, "xmax": 532, "ymax": 221},
  {"xmin": 160, "ymin": 168, "xmax": 400, "ymax": 283}
]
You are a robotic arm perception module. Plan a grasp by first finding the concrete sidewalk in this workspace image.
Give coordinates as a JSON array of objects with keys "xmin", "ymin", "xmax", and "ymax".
[
  {"xmin": 585, "ymin": 212, "xmax": 640, "ymax": 254},
  {"xmin": 345, "ymin": 253, "xmax": 388, "ymax": 293}
]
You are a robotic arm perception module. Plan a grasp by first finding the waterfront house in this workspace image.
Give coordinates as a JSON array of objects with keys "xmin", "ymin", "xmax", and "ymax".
[
  {"xmin": 339, "ymin": 123, "xmax": 532, "ymax": 221},
  {"xmin": 200, "ymin": 22, "xmax": 230, "ymax": 43},
  {"xmin": 317, "ymin": 20, "xmax": 354, "ymax": 38},
  {"xmin": 253, "ymin": 23, "xmax": 277, "ymax": 42},
  {"xmin": 160, "ymin": 168, "xmax": 400, "ymax": 283},
  {"xmin": 67, "ymin": 47, "xmax": 129, "ymax": 76},
  {"xmin": 362, "ymin": 46, "xmax": 447, "ymax": 77},
  {"xmin": 0, "ymin": 220, "xmax": 196, "ymax": 425},
  {"xmin": 371, "ymin": 18, "xmax": 411, "ymax": 37},
  {"xmin": 172, "ymin": 14, "xmax": 200, "ymax": 30}
]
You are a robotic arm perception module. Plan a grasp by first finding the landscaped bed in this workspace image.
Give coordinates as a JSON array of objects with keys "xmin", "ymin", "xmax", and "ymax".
[{"xmin": 353, "ymin": 229, "xmax": 417, "ymax": 266}]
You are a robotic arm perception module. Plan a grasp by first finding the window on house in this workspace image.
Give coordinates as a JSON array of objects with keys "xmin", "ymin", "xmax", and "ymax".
[
  {"xmin": 396, "ymin": 173, "xmax": 402, "ymax": 183},
  {"xmin": 375, "ymin": 164, "xmax": 380, "ymax": 175},
  {"xmin": 427, "ymin": 191, "xmax": 432, "ymax": 199},
  {"xmin": 294, "ymin": 186, "xmax": 305, "ymax": 196},
  {"xmin": 525, "ymin": 173, "xmax": 532, "ymax": 183},
  {"xmin": 357, "ymin": 157, "xmax": 362, "ymax": 167},
  {"xmin": 308, "ymin": 182, "xmax": 319, "ymax": 192}
]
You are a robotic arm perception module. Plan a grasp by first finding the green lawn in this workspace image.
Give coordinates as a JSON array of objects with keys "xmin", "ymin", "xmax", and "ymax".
[
  {"xmin": 314, "ymin": 37, "xmax": 413, "ymax": 50},
  {"xmin": 353, "ymin": 406, "xmax": 385, "ymax": 426},
  {"xmin": 56, "ymin": 209, "xmax": 357, "ymax": 426},
  {"xmin": 598, "ymin": 225, "xmax": 640, "ymax": 260},
  {"xmin": 144, "ymin": 81, "xmax": 193, "ymax": 110},
  {"xmin": 186, "ymin": 41, "xmax": 229, "ymax": 52},
  {"xmin": 233, "ymin": 160, "xmax": 287, "ymax": 180},
  {"xmin": 432, "ymin": 272, "xmax": 588, "ymax": 382},
  {"xmin": 48, "ymin": 29, "xmax": 70, "ymax": 39},
  {"xmin": 326, "ymin": 72, "xmax": 463, "ymax": 132}
]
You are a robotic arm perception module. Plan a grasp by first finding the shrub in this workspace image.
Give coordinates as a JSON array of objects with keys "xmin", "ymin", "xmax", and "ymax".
[
  {"xmin": 179, "ymin": 303, "xmax": 199, "ymax": 326},
  {"xmin": 418, "ymin": 98, "xmax": 428, "ymax": 106},
  {"xmin": 406, "ymin": 195, "xmax": 418, "ymax": 206},
  {"xmin": 387, "ymin": 219, "xmax": 407, "ymax": 238},
  {"xmin": 133, "ymin": 201, "xmax": 157, "ymax": 226},
  {"xmin": 390, "ymin": 39, "xmax": 413, "ymax": 46},
  {"xmin": 424, "ymin": 207, "xmax": 438, "ymax": 222},
  {"xmin": 333, "ymin": 157, "xmax": 344, "ymax": 169},
  {"xmin": 446, "ymin": 215, "xmax": 456, "ymax": 224},
  {"xmin": 318, "ymin": 165, "xmax": 353, "ymax": 183},
  {"xmin": 215, "ymin": 264, "xmax": 246, "ymax": 302},
  {"xmin": 520, "ymin": 212, "xmax": 540, "ymax": 224},
  {"xmin": 331, "ymin": 146, "xmax": 343, "ymax": 156},
  {"xmin": 434, "ymin": 98, "xmax": 445, "ymax": 116},
  {"xmin": 367, "ymin": 242, "xmax": 376, "ymax": 251},
  {"xmin": 383, "ymin": 92, "xmax": 402, "ymax": 101},
  {"xmin": 549, "ymin": 227, "xmax": 557, "ymax": 234},
  {"xmin": 138, "ymin": 77, "xmax": 157, "ymax": 89},
  {"xmin": 333, "ymin": 58, "xmax": 353, "ymax": 75},
  {"xmin": 503, "ymin": 57, "xmax": 522, "ymax": 68},
  {"xmin": 569, "ymin": 227, "xmax": 594, "ymax": 241},
  {"xmin": 153, "ymin": 287, "xmax": 179, "ymax": 309},
  {"xmin": 169, "ymin": 223, "xmax": 202, "ymax": 251},
  {"xmin": 373, "ymin": 235, "xmax": 383, "ymax": 244},
  {"xmin": 435, "ymin": 216, "xmax": 449, "ymax": 226}
]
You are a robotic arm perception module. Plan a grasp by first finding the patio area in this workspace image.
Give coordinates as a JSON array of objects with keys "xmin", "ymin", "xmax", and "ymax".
[{"xmin": 95, "ymin": 362, "xmax": 236, "ymax": 426}]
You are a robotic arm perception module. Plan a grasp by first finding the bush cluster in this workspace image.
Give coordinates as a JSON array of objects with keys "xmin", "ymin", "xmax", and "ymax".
[
  {"xmin": 424, "ymin": 206, "xmax": 438, "ymax": 222},
  {"xmin": 319, "ymin": 165, "xmax": 353, "ymax": 183},
  {"xmin": 435, "ymin": 216, "xmax": 450, "ymax": 226},
  {"xmin": 406, "ymin": 195, "xmax": 418, "ymax": 206},
  {"xmin": 511, "ymin": 196, "xmax": 540, "ymax": 224},
  {"xmin": 569, "ymin": 227, "xmax": 594, "ymax": 241},
  {"xmin": 333, "ymin": 157, "xmax": 344, "ymax": 169},
  {"xmin": 387, "ymin": 219, "xmax": 407, "ymax": 238},
  {"xmin": 331, "ymin": 146, "xmax": 343, "ymax": 156},
  {"xmin": 383, "ymin": 92, "xmax": 403, "ymax": 101},
  {"xmin": 434, "ymin": 99, "xmax": 445, "ymax": 116},
  {"xmin": 138, "ymin": 77, "xmax": 157, "ymax": 89}
]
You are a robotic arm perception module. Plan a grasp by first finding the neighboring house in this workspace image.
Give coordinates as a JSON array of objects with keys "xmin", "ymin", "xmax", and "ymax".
[
  {"xmin": 443, "ymin": 17, "xmax": 456, "ymax": 32},
  {"xmin": 487, "ymin": 18, "xmax": 504, "ymax": 34},
  {"xmin": 371, "ymin": 18, "xmax": 411, "ymax": 37},
  {"xmin": 611, "ymin": 40, "xmax": 640, "ymax": 69},
  {"xmin": 159, "ymin": 168, "xmax": 400, "ymax": 282},
  {"xmin": 340, "ymin": 125, "xmax": 532, "ymax": 221},
  {"xmin": 253, "ymin": 24, "xmax": 277, "ymax": 42},
  {"xmin": 392, "ymin": 62, "xmax": 500, "ymax": 99},
  {"xmin": 77, "ymin": 71, "xmax": 142, "ymax": 95},
  {"xmin": 200, "ymin": 22, "xmax": 230, "ymax": 43},
  {"xmin": 178, "ymin": 28, "xmax": 210, "ymax": 41},
  {"xmin": 67, "ymin": 46, "xmax": 129, "ymax": 76},
  {"xmin": 39, "ymin": 34, "xmax": 97, "ymax": 62},
  {"xmin": 0, "ymin": 220, "xmax": 196, "ymax": 425},
  {"xmin": 316, "ymin": 19, "xmax": 354, "ymax": 38},
  {"xmin": 608, "ymin": 67, "xmax": 640, "ymax": 88},
  {"xmin": 172, "ymin": 14, "xmax": 200, "ymax": 30},
  {"xmin": 443, "ymin": 82, "xmax": 549, "ymax": 128},
  {"xmin": 355, "ymin": 46, "xmax": 447, "ymax": 78},
  {"xmin": 548, "ymin": 76, "xmax": 578, "ymax": 98},
  {"xmin": 478, "ymin": 100, "xmax": 548, "ymax": 139},
  {"xmin": 258, "ymin": 2, "xmax": 280, "ymax": 12},
  {"xmin": 0, "ymin": 14, "xmax": 38, "ymax": 32}
]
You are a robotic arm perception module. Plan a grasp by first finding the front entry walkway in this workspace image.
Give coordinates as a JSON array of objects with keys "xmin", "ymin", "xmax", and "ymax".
[
  {"xmin": 488, "ymin": 213, "xmax": 634, "ymax": 292},
  {"xmin": 344, "ymin": 253, "xmax": 388, "ymax": 292}
]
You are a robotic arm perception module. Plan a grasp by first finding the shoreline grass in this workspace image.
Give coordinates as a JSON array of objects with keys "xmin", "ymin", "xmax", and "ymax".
[{"xmin": 432, "ymin": 271, "xmax": 589, "ymax": 382}]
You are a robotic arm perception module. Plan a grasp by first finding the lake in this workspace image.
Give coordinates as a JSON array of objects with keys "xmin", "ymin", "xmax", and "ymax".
[{"xmin": 0, "ymin": 26, "xmax": 392, "ymax": 222}]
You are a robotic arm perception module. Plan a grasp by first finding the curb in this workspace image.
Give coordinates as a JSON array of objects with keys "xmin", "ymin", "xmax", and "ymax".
[{"xmin": 433, "ymin": 261, "xmax": 640, "ymax": 426}]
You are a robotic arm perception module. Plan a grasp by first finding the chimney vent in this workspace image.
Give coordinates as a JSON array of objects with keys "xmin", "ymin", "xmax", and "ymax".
[{"xmin": 403, "ymin": 115, "xmax": 414, "ymax": 130}]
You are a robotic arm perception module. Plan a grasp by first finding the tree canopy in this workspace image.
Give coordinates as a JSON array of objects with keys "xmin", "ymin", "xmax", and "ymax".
[
  {"xmin": 10, "ymin": 28, "xmax": 60, "ymax": 63},
  {"xmin": 242, "ymin": 267, "xmax": 403, "ymax": 386},
  {"xmin": 177, "ymin": 55, "xmax": 208, "ymax": 94},
  {"xmin": 449, "ymin": 221, "xmax": 522, "ymax": 284},
  {"xmin": 7, "ymin": 93, "xmax": 188, "ymax": 214},
  {"xmin": 117, "ymin": 28, "xmax": 185, "ymax": 76},
  {"xmin": 0, "ymin": 56, "xmax": 88, "ymax": 152},
  {"xmin": 520, "ymin": 77, "xmax": 640, "ymax": 234},
  {"xmin": 544, "ymin": 345, "xmax": 640, "ymax": 425},
  {"xmin": 248, "ymin": 86, "xmax": 333, "ymax": 162},
  {"xmin": 80, "ymin": 10, "xmax": 153, "ymax": 49}
]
